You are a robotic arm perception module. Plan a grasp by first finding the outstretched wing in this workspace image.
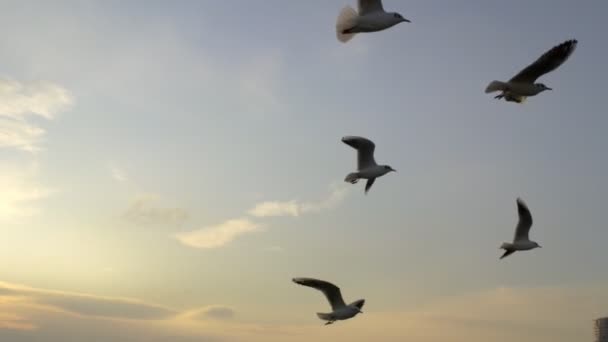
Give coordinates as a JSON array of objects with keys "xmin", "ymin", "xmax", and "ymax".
[
  {"xmin": 358, "ymin": 0, "xmax": 384, "ymax": 15},
  {"xmin": 292, "ymin": 277, "xmax": 346, "ymax": 311},
  {"xmin": 509, "ymin": 39, "xmax": 578, "ymax": 83},
  {"xmin": 342, "ymin": 136, "xmax": 377, "ymax": 170},
  {"xmin": 514, "ymin": 197, "xmax": 533, "ymax": 242}
]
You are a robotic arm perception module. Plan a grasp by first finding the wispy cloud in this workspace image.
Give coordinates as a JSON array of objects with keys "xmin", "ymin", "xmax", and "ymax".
[
  {"xmin": 108, "ymin": 163, "xmax": 128, "ymax": 183},
  {"xmin": 178, "ymin": 184, "xmax": 349, "ymax": 249},
  {"xmin": 0, "ymin": 281, "xmax": 175, "ymax": 321},
  {"xmin": 248, "ymin": 184, "xmax": 349, "ymax": 218},
  {"xmin": 182, "ymin": 306, "xmax": 236, "ymax": 321},
  {"xmin": 0, "ymin": 280, "xmax": 235, "ymax": 341},
  {"xmin": 174, "ymin": 219, "xmax": 261, "ymax": 249},
  {"xmin": 248, "ymin": 200, "xmax": 299, "ymax": 218},
  {"xmin": 0, "ymin": 313, "xmax": 36, "ymax": 331},
  {"xmin": 0, "ymin": 79, "xmax": 73, "ymax": 152},
  {"xmin": 123, "ymin": 194, "xmax": 189, "ymax": 227},
  {"xmin": 0, "ymin": 162, "xmax": 53, "ymax": 223}
]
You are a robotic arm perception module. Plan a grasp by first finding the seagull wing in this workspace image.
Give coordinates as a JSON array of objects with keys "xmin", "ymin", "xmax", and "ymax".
[
  {"xmin": 342, "ymin": 136, "xmax": 377, "ymax": 170},
  {"xmin": 509, "ymin": 39, "xmax": 578, "ymax": 83},
  {"xmin": 513, "ymin": 197, "xmax": 533, "ymax": 242},
  {"xmin": 293, "ymin": 277, "xmax": 346, "ymax": 311},
  {"xmin": 358, "ymin": 0, "xmax": 384, "ymax": 15}
]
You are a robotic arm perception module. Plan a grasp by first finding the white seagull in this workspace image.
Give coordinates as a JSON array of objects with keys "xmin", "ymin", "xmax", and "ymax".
[
  {"xmin": 342, "ymin": 136, "xmax": 395, "ymax": 194},
  {"xmin": 485, "ymin": 39, "xmax": 578, "ymax": 103},
  {"xmin": 336, "ymin": 0, "xmax": 410, "ymax": 43},
  {"xmin": 292, "ymin": 277, "xmax": 365, "ymax": 325},
  {"xmin": 500, "ymin": 198, "xmax": 541, "ymax": 259}
]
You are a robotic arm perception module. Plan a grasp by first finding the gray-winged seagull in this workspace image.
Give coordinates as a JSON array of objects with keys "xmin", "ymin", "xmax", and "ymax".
[
  {"xmin": 485, "ymin": 39, "xmax": 578, "ymax": 103},
  {"xmin": 292, "ymin": 277, "xmax": 365, "ymax": 325},
  {"xmin": 336, "ymin": 0, "xmax": 410, "ymax": 43},
  {"xmin": 500, "ymin": 198, "xmax": 541, "ymax": 259},
  {"xmin": 342, "ymin": 136, "xmax": 395, "ymax": 194}
]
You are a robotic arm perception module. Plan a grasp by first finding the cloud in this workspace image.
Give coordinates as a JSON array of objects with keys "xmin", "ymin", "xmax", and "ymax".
[
  {"xmin": 248, "ymin": 184, "xmax": 349, "ymax": 218},
  {"xmin": 108, "ymin": 163, "xmax": 128, "ymax": 183},
  {"xmin": 175, "ymin": 219, "xmax": 261, "ymax": 249},
  {"xmin": 0, "ymin": 117, "xmax": 45, "ymax": 152},
  {"xmin": 248, "ymin": 200, "xmax": 299, "ymax": 218},
  {"xmin": 123, "ymin": 194, "xmax": 189, "ymax": 227},
  {"xmin": 0, "ymin": 79, "xmax": 73, "ymax": 152},
  {"xmin": 184, "ymin": 306, "xmax": 236, "ymax": 321},
  {"xmin": 179, "ymin": 184, "xmax": 348, "ymax": 249},
  {"xmin": 0, "ymin": 281, "xmax": 227, "ymax": 342},
  {"xmin": 299, "ymin": 183, "xmax": 350, "ymax": 214},
  {"xmin": 0, "ymin": 281, "xmax": 175, "ymax": 321},
  {"xmin": 0, "ymin": 313, "xmax": 36, "ymax": 331},
  {"xmin": 0, "ymin": 162, "xmax": 53, "ymax": 223}
]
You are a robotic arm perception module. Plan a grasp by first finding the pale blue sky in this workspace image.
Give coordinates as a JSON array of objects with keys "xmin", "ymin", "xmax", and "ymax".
[{"xmin": 0, "ymin": 1, "xmax": 607, "ymax": 341}]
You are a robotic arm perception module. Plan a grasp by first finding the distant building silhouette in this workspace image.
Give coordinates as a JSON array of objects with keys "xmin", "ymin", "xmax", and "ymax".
[{"xmin": 595, "ymin": 317, "xmax": 608, "ymax": 342}]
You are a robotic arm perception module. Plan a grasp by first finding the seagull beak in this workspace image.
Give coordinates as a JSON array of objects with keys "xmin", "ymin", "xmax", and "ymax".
[
  {"xmin": 402, "ymin": 18, "xmax": 411, "ymax": 23},
  {"xmin": 546, "ymin": 87, "xmax": 553, "ymax": 91},
  {"xmin": 538, "ymin": 245, "xmax": 542, "ymax": 248},
  {"xmin": 391, "ymin": 168, "xmax": 397, "ymax": 172}
]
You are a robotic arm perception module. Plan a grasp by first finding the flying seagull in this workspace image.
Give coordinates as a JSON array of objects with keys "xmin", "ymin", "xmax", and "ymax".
[
  {"xmin": 336, "ymin": 0, "xmax": 410, "ymax": 43},
  {"xmin": 485, "ymin": 39, "xmax": 578, "ymax": 103},
  {"xmin": 500, "ymin": 198, "xmax": 541, "ymax": 259},
  {"xmin": 342, "ymin": 136, "xmax": 395, "ymax": 194},
  {"xmin": 292, "ymin": 277, "xmax": 364, "ymax": 325}
]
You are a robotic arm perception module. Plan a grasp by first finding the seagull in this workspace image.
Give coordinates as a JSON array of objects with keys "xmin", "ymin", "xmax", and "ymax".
[
  {"xmin": 336, "ymin": 0, "xmax": 410, "ymax": 43},
  {"xmin": 292, "ymin": 277, "xmax": 365, "ymax": 325},
  {"xmin": 500, "ymin": 198, "xmax": 541, "ymax": 259},
  {"xmin": 342, "ymin": 136, "xmax": 395, "ymax": 194},
  {"xmin": 485, "ymin": 39, "xmax": 578, "ymax": 103}
]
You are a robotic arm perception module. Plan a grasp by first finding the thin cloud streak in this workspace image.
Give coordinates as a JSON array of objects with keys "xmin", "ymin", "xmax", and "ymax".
[
  {"xmin": 178, "ymin": 184, "xmax": 349, "ymax": 249},
  {"xmin": 109, "ymin": 163, "xmax": 128, "ymax": 183},
  {"xmin": 248, "ymin": 184, "xmax": 349, "ymax": 218},
  {"xmin": 123, "ymin": 194, "xmax": 189, "ymax": 227},
  {"xmin": 0, "ymin": 281, "xmax": 176, "ymax": 321},
  {"xmin": 0, "ymin": 162, "xmax": 53, "ymax": 223},
  {"xmin": 0, "ymin": 79, "xmax": 73, "ymax": 152},
  {"xmin": 174, "ymin": 219, "xmax": 261, "ymax": 249}
]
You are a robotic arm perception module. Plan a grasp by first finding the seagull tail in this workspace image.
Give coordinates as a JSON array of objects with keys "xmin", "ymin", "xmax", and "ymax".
[
  {"xmin": 485, "ymin": 80, "xmax": 508, "ymax": 93},
  {"xmin": 336, "ymin": 6, "xmax": 358, "ymax": 43},
  {"xmin": 316, "ymin": 312, "xmax": 333, "ymax": 321}
]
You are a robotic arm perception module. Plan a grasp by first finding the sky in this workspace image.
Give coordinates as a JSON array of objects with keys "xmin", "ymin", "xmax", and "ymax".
[{"xmin": 0, "ymin": 0, "xmax": 607, "ymax": 341}]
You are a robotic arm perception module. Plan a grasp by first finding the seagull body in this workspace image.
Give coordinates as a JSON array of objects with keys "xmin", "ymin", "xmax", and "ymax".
[
  {"xmin": 292, "ymin": 277, "xmax": 364, "ymax": 325},
  {"xmin": 342, "ymin": 136, "xmax": 395, "ymax": 194},
  {"xmin": 336, "ymin": 0, "xmax": 410, "ymax": 43},
  {"xmin": 500, "ymin": 198, "xmax": 541, "ymax": 259},
  {"xmin": 485, "ymin": 39, "xmax": 578, "ymax": 103}
]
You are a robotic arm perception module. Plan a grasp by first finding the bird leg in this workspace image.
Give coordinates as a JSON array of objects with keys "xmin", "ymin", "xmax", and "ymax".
[
  {"xmin": 324, "ymin": 321, "xmax": 335, "ymax": 326},
  {"xmin": 494, "ymin": 93, "xmax": 504, "ymax": 100}
]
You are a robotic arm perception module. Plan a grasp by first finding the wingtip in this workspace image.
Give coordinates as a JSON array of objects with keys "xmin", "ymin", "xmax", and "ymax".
[
  {"xmin": 341, "ymin": 135, "xmax": 360, "ymax": 142},
  {"xmin": 292, "ymin": 277, "xmax": 309, "ymax": 285},
  {"xmin": 560, "ymin": 39, "xmax": 578, "ymax": 51}
]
